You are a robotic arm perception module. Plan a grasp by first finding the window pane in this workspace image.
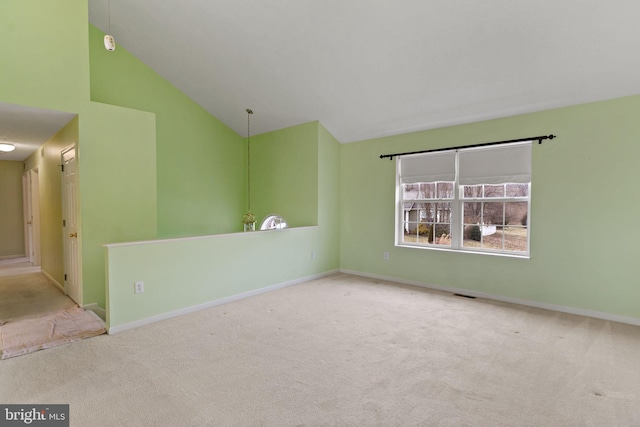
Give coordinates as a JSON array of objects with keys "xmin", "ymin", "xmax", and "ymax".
[
  {"xmin": 481, "ymin": 228, "xmax": 504, "ymax": 251},
  {"xmin": 420, "ymin": 183, "xmax": 436, "ymax": 199},
  {"xmin": 463, "ymin": 224, "xmax": 482, "ymax": 248},
  {"xmin": 434, "ymin": 202, "xmax": 451, "ymax": 223},
  {"xmin": 402, "ymin": 223, "xmax": 418, "ymax": 243},
  {"xmin": 505, "ymin": 202, "xmax": 528, "ymax": 226},
  {"xmin": 404, "ymin": 205, "xmax": 419, "ymax": 223},
  {"xmin": 433, "ymin": 224, "xmax": 451, "ymax": 246},
  {"xmin": 463, "ymin": 202, "xmax": 481, "ymax": 224},
  {"xmin": 506, "ymin": 183, "xmax": 529, "ymax": 197},
  {"xmin": 418, "ymin": 203, "xmax": 434, "ymax": 222},
  {"xmin": 503, "ymin": 226, "xmax": 528, "ymax": 252},
  {"xmin": 483, "ymin": 202, "xmax": 504, "ymax": 226},
  {"xmin": 463, "ymin": 185, "xmax": 482, "ymax": 198},
  {"xmin": 437, "ymin": 182, "xmax": 454, "ymax": 199},
  {"xmin": 417, "ymin": 223, "xmax": 431, "ymax": 244},
  {"xmin": 484, "ymin": 184, "xmax": 505, "ymax": 198},
  {"xmin": 402, "ymin": 184, "xmax": 419, "ymax": 200}
]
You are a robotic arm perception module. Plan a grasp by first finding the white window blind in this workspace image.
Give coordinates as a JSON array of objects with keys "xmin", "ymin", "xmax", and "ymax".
[
  {"xmin": 458, "ymin": 141, "xmax": 532, "ymax": 185},
  {"xmin": 398, "ymin": 151, "xmax": 456, "ymax": 183}
]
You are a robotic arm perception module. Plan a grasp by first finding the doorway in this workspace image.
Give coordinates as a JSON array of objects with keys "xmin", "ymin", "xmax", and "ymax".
[
  {"xmin": 22, "ymin": 168, "xmax": 41, "ymax": 267},
  {"xmin": 61, "ymin": 145, "xmax": 81, "ymax": 305}
]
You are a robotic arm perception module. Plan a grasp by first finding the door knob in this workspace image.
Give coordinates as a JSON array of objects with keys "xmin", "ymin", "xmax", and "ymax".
[{"xmin": 69, "ymin": 232, "xmax": 77, "ymax": 238}]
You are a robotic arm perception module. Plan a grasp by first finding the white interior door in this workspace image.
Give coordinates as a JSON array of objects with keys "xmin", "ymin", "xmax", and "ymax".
[
  {"xmin": 22, "ymin": 173, "xmax": 32, "ymax": 262},
  {"xmin": 62, "ymin": 146, "xmax": 81, "ymax": 304},
  {"xmin": 22, "ymin": 169, "xmax": 41, "ymax": 265}
]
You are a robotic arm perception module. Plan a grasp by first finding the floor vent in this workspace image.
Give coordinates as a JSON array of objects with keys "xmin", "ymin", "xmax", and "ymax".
[{"xmin": 453, "ymin": 293, "xmax": 477, "ymax": 299}]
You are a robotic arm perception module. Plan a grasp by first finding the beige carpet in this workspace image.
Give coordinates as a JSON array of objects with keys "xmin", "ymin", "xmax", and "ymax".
[{"xmin": 0, "ymin": 273, "xmax": 639, "ymax": 426}]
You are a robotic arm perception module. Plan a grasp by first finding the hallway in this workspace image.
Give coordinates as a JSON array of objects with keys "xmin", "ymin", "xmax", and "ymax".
[
  {"xmin": 0, "ymin": 271, "xmax": 76, "ymax": 322},
  {"xmin": 0, "ymin": 270, "xmax": 105, "ymax": 360}
]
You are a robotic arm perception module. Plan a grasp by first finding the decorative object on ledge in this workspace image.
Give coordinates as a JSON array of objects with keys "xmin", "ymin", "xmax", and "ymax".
[
  {"xmin": 104, "ymin": 0, "xmax": 116, "ymax": 51},
  {"xmin": 243, "ymin": 212, "xmax": 256, "ymax": 232},
  {"xmin": 243, "ymin": 108, "xmax": 256, "ymax": 231},
  {"xmin": 260, "ymin": 215, "xmax": 288, "ymax": 231}
]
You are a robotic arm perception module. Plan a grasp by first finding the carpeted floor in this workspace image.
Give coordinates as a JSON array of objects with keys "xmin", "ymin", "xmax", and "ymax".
[{"xmin": 0, "ymin": 273, "xmax": 639, "ymax": 426}]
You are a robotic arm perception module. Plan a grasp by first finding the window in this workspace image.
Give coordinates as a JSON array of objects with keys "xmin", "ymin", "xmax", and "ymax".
[{"xmin": 397, "ymin": 142, "xmax": 531, "ymax": 256}]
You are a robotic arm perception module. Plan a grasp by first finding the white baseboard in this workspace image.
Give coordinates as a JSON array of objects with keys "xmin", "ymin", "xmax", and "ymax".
[
  {"xmin": 340, "ymin": 269, "xmax": 640, "ymax": 327},
  {"xmin": 0, "ymin": 265, "xmax": 41, "ymax": 277},
  {"xmin": 0, "ymin": 255, "xmax": 28, "ymax": 263},
  {"xmin": 41, "ymin": 270, "xmax": 64, "ymax": 293},
  {"xmin": 107, "ymin": 270, "xmax": 340, "ymax": 335},
  {"xmin": 83, "ymin": 303, "xmax": 107, "ymax": 322}
]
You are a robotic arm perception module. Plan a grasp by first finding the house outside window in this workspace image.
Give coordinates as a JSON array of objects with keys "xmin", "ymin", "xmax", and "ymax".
[{"xmin": 396, "ymin": 142, "xmax": 531, "ymax": 257}]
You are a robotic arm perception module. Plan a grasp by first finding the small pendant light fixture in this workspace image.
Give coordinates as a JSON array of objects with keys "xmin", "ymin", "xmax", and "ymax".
[
  {"xmin": 104, "ymin": 0, "xmax": 116, "ymax": 51},
  {"xmin": 242, "ymin": 108, "xmax": 256, "ymax": 231}
]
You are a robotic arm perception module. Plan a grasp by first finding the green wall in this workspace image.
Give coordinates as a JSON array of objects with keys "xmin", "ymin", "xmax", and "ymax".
[
  {"xmin": 106, "ymin": 122, "xmax": 341, "ymax": 330},
  {"xmin": 251, "ymin": 122, "xmax": 319, "ymax": 227},
  {"xmin": 79, "ymin": 103, "xmax": 158, "ymax": 305},
  {"xmin": 318, "ymin": 123, "xmax": 341, "ymax": 271},
  {"xmin": 106, "ymin": 227, "xmax": 329, "ymax": 329},
  {"xmin": 0, "ymin": 0, "xmax": 89, "ymax": 111},
  {"xmin": 0, "ymin": 161, "xmax": 25, "ymax": 258},
  {"xmin": 341, "ymin": 95, "xmax": 640, "ymax": 321},
  {"xmin": 1, "ymin": 0, "xmax": 158, "ymax": 308},
  {"xmin": 88, "ymin": 25, "xmax": 245, "ymax": 238}
]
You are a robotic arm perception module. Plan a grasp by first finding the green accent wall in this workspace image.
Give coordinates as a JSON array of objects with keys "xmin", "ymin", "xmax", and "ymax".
[
  {"xmin": 79, "ymin": 103, "xmax": 158, "ymax": 305},
  {"xmin": 106, "ymin": 122, "xmax": 341, "ymax": 330},
  {"xmin": 0, "ymin": 0, "xmax": 89, "ymax": 111},
  {"xmin": 1, "ymin": 0, "xmax": 158, "ymax": 308},
  {"xmin": 341, "ymin": 95, "xmax": 640, "ymax": 320},
  {"xmin": 250, "ymin": 122, "xmax": 319, "ymax": 228},
  {"xmin": 0, "ymin": 161, "xmax": 25, "ymax": 258},
  {"xmin": 318, "ymin": 123, "xmax": 341, "ymax": 271},
  {"xmin": 88, "ymin": 25, "xmax": 245, "ymax": 238}
]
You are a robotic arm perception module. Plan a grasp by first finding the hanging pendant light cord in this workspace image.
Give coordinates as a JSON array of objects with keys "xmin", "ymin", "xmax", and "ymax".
[
  {"xmin": 246, "ymin": 109, "xmax": 253, "ymax": 212},
  {"xmin": 107, "ymin": 0, "xmax": 111, "ymax": 34}
]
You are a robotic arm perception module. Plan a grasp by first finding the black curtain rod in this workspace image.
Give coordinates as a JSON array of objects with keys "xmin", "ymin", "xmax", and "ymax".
[{"xmin": 379, "ymin": 134, "xmax": 556, "ymax": 160}]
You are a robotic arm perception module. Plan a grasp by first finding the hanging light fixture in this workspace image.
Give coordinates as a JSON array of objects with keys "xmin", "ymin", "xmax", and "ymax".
[
  {"xmin": 104, "ymin": 0, "xmax": 116, "ymax": 51},
  {"xmin": 0, "ymin": 143, "xmax": 16, "ymax": 152},
  {"xmin": 242, "ymin": 108, "xmax": 256, "ymax": 231}
]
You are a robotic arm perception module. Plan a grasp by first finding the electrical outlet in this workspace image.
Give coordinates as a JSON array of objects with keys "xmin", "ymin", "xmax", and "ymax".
[
  {"xmin": 134, "ymin": 281, "xmax": 144, "ymax": 294},
  {"xmin": 383, "ymin": 252, "xmax": 389, "ymax": 260},
  {"xmin": 311, "ymin": 250, "xmax": 317, "ymax": 259}
]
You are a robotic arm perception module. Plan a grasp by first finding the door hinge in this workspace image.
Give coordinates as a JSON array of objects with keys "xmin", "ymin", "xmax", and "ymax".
[
  {"xmin": 63, "ymin": 219, "xmax": 66, "ymax": 227},
  {"xmin": 64, "ymin": 274, "xmax": 67, "ymax": 281},
  {"xmin": 60, "ymin": 164, "xmax": 64, "ymax": 172}
]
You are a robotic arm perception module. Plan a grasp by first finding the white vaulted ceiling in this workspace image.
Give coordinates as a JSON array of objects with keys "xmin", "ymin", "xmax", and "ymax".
[{"xmin": 88, "ymin": 1, "xmax": 640, "ymax": 143}]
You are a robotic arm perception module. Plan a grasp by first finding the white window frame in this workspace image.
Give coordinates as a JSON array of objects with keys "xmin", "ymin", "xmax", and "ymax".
[{"xmin": 395, "ymin": 142, "xmax": 531, "ymax": 258}]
